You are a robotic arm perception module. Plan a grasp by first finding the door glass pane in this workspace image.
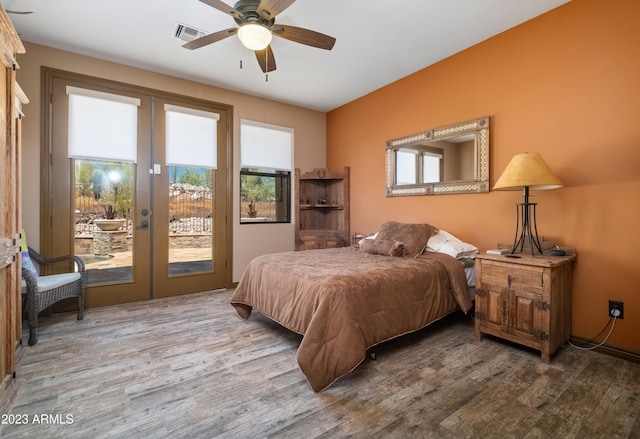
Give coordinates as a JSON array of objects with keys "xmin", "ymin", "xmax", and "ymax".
[
  {"xmin": 168, "ymin": 166, "xmax": 213, "ymax": 276},
  {"xmin": 74, "ymin": 159, "xmax": 135, "ymax": 284}
]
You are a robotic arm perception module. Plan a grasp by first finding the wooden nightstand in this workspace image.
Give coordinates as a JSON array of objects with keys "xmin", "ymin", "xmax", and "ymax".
[{"xmin": 474, "ymin": 251, "xmax": 576, "ymax": 362}]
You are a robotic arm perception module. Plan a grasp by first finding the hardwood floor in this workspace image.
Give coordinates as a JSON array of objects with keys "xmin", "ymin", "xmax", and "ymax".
[{"xmin": 1, "ymin": 289, "xmax": 639, "ymax": 438}]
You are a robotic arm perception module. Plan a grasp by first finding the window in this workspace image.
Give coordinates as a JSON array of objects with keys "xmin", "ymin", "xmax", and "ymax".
[
  {"xmin": 240, "ymin": 120, "xmax": 293, "ymax": 224},
  {"xmin": 240, "ymin": 168, "xmax": 291, "ymax": 223},
  {"xmin": 396, "ymin": 148, "xmax": 418, "ymax": 185},
  {"xmin": 422, "ymin": 150, "xmax": 443, "ymax": 183},
  {"xmin": 394, "ymin": 145, "xmax": 443, "ymax": 185}
]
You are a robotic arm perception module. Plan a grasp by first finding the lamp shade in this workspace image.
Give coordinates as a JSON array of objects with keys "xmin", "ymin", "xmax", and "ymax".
[
  {"xmin": 238, "ymin": 23, "xmax": 272, "ymax": 51},
  {"xmin": 493, "ymin": 152, "xmax": 563, "ymax": 191}
]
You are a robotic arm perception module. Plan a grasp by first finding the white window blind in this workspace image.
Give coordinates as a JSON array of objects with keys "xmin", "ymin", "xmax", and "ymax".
[
  {"xmin": 396, "ymin": 148, "xmax": 418, "ymax": 185},
  {"xmin": 165, "ymin": 104, "xmax": 220, "ymax": 169},
  {"xmin": 240, "ymin": 120, "xmax": 293, "ymax": 171},
  {"xmin": 423, "ymin": 154, "xmax": 442, "ymax": 183},
  {"xmin": 67, "ymin": 86, "xmax": 141, "ymax": 163}
]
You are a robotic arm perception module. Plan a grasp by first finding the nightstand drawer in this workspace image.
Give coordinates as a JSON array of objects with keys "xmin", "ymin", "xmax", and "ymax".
[{"xmin": 480, "ymin": 262, "xmax": 544, "ymax": 289}]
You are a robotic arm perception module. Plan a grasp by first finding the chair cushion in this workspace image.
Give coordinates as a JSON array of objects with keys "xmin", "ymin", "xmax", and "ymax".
[{"xmin": 32, "ymin": 273, "xmax": 81, "ymax": 293}]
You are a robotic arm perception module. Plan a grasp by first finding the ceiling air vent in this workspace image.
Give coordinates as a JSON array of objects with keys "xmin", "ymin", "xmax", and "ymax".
[{"xmin": 175, "ymin": 23, "xmax": 205, "ymax": 42}]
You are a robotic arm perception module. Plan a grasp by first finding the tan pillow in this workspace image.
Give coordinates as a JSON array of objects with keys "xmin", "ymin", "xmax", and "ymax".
[
  {"xmin": 375, "ymin": 221, "xmax": 438, "ymax": 257},
  {"xmin": 361, "ymin": 239, "xmax": 406, "ymax": 257}
]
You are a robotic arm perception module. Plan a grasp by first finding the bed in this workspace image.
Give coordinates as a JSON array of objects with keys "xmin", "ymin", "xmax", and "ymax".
[{"xmin": 230, "ymin": 222, "xmax": 476, "ymax": 392}]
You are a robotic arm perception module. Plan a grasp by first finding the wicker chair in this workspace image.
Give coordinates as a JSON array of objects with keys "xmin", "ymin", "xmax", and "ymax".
[{"xmin": 21, "ymin": 247, "xmax": 86, "ymax": 345}]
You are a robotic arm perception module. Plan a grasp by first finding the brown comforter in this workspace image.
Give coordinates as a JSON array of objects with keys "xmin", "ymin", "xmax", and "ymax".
[{"xmin": 230, "ymin": 247, "xmax": 473, "ymax": 392}]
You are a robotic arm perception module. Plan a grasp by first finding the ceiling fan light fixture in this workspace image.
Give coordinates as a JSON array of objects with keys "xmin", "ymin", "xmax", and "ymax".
[{"xmin": 238, "ymin": 23, "xmax": 272, "ymax": 50}]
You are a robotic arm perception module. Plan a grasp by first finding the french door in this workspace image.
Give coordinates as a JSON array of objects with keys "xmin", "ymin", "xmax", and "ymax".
[{"xmin": 45, "ymin": 70, "xmax": 231, "ymax": 307}]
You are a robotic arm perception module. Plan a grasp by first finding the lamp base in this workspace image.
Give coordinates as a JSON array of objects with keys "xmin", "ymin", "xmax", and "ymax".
[{"xmin": 511, "ymin": 201, "xmax": 543, "ymax": 256}]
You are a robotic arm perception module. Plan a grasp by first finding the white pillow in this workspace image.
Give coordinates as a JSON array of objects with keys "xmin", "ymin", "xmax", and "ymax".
[
  {"xmin": 427, "ymin": 229, "xmax": 462, "ymax": 251},
  {"xmin": 436, "ymin": 241, "xmax": 478, "ymax": 259},
  {"xmin": 426, "ymin": 229, "xmax": 477, "ymax": 259},
  {"xmin": 358, "ymin": 232, "xmax": 377, "ymax": 247}
]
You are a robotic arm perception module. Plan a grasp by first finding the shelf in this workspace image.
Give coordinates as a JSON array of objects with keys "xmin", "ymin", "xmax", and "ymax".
[
  {"xmin": 300, "ymin": 204, "xmax": 344, "ymax": 209},
  {"xmin": 298, "ymin": 228, "xmax": 346, "ymax": 234},
  {"xmin": 295, "ymin": 167, "xmax": 350, "ymax": 251}
]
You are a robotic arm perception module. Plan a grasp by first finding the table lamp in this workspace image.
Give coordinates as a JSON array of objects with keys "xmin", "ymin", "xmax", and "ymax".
[{"xmin": 493, "ymin": 152, "xmax": 563, "ymax": 255}]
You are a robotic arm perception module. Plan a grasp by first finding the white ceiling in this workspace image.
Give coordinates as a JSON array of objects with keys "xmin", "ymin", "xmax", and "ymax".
[{"xmin": 3, "ymin": 0, "xmax": 570, "ymax": 112}]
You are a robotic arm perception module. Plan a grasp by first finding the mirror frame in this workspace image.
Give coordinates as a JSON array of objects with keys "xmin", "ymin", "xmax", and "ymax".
[{"xmin": 385, "ymin": 116, "xmax": 490, "ymax": 196}]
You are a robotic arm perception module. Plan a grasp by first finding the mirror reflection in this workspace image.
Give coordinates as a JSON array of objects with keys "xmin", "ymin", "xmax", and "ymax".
[{"xmin": 386, "ymin": 116, "xmax": 490, "ymax": 196}]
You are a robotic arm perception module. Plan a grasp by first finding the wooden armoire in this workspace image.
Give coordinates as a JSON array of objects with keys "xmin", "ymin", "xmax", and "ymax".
[{"xmin": 0, "ymin": 9, "xmax": 28, "ymax": 408}]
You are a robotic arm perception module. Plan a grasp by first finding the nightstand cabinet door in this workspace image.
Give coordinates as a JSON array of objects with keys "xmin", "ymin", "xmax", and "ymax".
[
  {"xmin": 475, "ymin": 253, "xmax": 575, "ymax": 363},
  {"xmin": 509, "ymin": 288, "xmax": 544, "ymax": 343},
  {"xmin": 484, "ymin": 287, "xmax": 505, "ymax": 329}
]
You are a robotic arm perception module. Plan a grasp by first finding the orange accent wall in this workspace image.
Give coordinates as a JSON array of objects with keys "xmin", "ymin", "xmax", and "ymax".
[{"xmin": 327, "ymin": 0, "xmax": 640, "ymax": 355}]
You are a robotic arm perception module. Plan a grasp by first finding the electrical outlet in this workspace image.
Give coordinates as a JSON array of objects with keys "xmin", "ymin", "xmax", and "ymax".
[{"xmin": 608, "ymin": 300, "xmax": 624, "ymax": 319}]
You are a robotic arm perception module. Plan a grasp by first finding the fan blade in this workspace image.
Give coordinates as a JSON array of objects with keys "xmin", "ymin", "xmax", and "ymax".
[
  {"xmin": 256, "ymin": 0, "xmax": 296, "ymax": 20},
  {"xmin": 6, "ymin": 10, "xmax": 34, "ymax": 14},
  {"xmin": 273, "ymin": 25, "xmax": 335, "ymax": 50},
  {"xmin": 255, "ymin": 46, "xmax": 277, "ymax": 73},
  {"xmin": 183, "ymin": 28, "xmax": 238, "ymax": 50},
  {"xmin": 199, "ymin": 0, "xmax": 243, "ymax": 20}
]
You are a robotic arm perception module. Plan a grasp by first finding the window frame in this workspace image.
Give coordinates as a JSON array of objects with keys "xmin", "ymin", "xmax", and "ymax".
[
  {"xmin": 239, "ymin": 168, "xmax": 291, "ymax": 224},
  {"xmin": 239, "ymin": 119, "xmax": 293, "ymax": 225}
]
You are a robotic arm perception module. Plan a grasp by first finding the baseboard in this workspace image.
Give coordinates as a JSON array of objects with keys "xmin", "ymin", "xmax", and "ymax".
[{"xmin": 570, "ymin": 337, "xmax": 640, "ymax": 363}]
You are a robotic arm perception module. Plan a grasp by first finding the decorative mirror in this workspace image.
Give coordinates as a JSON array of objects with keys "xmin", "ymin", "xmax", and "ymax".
[{"xmin": 386, "ymin": 116, "xmax": 490, "ymax": 196}]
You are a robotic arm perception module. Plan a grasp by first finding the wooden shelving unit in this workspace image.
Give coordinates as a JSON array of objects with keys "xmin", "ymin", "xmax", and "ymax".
[{"xmin": 295, "ymin": 167, "xmax": 350, "ymax": 251}]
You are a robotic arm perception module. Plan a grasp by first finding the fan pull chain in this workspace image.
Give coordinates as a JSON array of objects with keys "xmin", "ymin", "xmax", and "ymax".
[{"xmin": 240, "ymin": 60, "xmax": 243, "ymax": 69}]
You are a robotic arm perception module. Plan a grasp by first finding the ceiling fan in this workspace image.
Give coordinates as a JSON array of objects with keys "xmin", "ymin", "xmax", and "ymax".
[{"xmin": 183, "ymin": 0, "xmax": 336, "ymax": 73}]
